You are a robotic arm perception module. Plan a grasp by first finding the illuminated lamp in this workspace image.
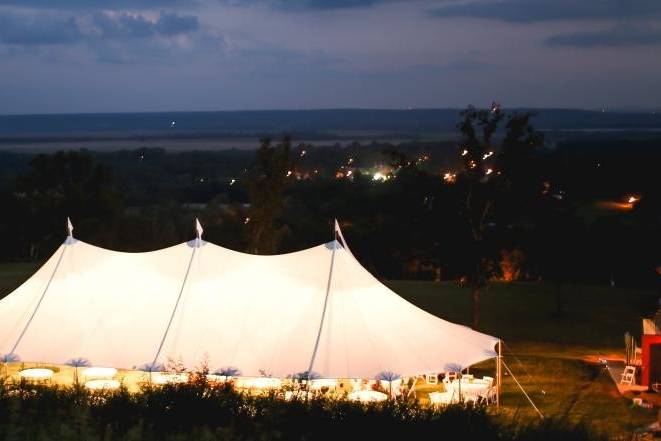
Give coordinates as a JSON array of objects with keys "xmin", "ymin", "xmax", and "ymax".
[{"xmin": 19, "ymin": 368, "xmax": 54, "ymax": 380}]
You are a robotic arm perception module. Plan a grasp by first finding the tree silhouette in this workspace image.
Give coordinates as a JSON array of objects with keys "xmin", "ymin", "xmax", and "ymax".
[
  {"xmin": 245, "ymin": 137, "xmax": 295, "ymax": 254},
  {"xmin": 13, "ymin": 150, "xmax": 121, "ymax": 258},
  {"xmin": 456, "ymin": 103, "xmax": 543, "ymax": 329}
]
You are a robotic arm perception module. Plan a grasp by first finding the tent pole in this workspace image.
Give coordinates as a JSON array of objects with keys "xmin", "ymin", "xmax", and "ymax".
[
  {"xmin": 305, "ymin": 224, "xmax": 338, "ymax": 394},
  {"xmin": 497, "ymin": 340, "xmax": 502, "ymax": 407},
  {"xmin": 150, "ymin": 239, "xmax": 199, "ymax": 372}
]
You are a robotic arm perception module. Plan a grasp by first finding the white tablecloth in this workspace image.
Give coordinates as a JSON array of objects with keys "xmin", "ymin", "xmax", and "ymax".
[
  {"xmin": 348, "ymin": 390, "xmax": 388, "ymax": 403},
  {"xmin": 448, "ymin": 380, "xmax": 489, "ymax": 399}
]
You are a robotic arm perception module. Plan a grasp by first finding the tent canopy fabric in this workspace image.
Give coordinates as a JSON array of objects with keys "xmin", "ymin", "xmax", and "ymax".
[{"xmin": 0, "ymin": 226, "xmax": 498, "ymax": 380}]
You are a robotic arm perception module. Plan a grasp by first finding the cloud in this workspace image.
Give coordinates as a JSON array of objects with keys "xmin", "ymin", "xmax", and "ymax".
[
  {"xmin": 0, "ymin": 0, "xmax": 190, "ymax": 10},
  {"xmin": 545, "ymin": 27, "xmax": 661, "ymax": 48},
  {"xmin": 155, "ymin": 11, "xmax": 199, "ymax": 35},
  {"xmin": 90, "ymin": 11, "xmax": 199, "ymax": 39},
  {"xmin": 0, "ymin": 12, "xmax": 83, "ymax": 45},
  {"xmin": 0, "ymin": 9, "xmax": 223, "ymax": 65},
  {"xmin": 0, "ymin": 10, "xmax": 201, "ymax": 46},
  {"xmin": 220, "ymin": 0, "xmax": 398, "ymax": 11},
  {"xmin": 429, "ymin": 0, "xmax": 661, "ymax": 23}
]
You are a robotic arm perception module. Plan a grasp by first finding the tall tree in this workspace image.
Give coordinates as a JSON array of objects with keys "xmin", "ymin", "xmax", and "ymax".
[
  {"xmin": 456, "ymin": 103, "xmax": 543, "ymax": 329},
  {"xmin": 245, "ymin": 137, "xmax": 294, "ymax": 254}
]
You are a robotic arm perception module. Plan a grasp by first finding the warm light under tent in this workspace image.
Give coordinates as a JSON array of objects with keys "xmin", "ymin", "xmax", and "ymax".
[{"xmin": 0, "ymin": 220, "xmax": 499, "ymax": 382}]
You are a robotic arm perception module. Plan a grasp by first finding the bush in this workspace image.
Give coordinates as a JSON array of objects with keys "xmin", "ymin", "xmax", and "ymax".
[{"xmin": 0, "ymin": 380, "xmax": 604, "ymax": 441}]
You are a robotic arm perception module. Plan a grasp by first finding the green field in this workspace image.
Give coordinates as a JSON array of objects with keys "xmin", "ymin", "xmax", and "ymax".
[
  {"xmin": 387, "ymin": 280, "xmax": 659, "ymax": 435},
  {"xmin": 0, "ymin": 264, "xmax": 657, "ymax": 436}
]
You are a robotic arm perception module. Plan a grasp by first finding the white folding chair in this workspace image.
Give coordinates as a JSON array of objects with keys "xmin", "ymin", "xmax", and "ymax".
[
  {"xmin": 425, "ymin": 373, "xmax": 438, "ymax": 385},
  {"xmin": 621, "ymin": 366, "xmax": 636, "ymax": 385},
  {"xmin": 483, "ymin": 386, "xmax": 497, "ymax": 405}
]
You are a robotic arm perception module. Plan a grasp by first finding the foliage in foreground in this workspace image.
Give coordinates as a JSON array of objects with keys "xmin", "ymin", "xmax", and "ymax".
[{"xmin": 0, "ymin": 379, "xmax": 606, "ymax": 441}]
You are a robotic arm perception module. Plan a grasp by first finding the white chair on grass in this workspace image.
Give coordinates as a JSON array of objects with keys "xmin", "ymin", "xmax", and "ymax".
[
  {"xmin": 483, "ymin": 387, "xmax": 497, "ymax": 405},
  {"xmin": 379, "ymin": 379, "xmax": 402, "ymax": 397},
  {"xmin": 462, "ymin": 390, "xmax": 481, "ymax": 405},
  {"xmin": 482, "ymin": 376, "xmax": 494, "ymax": 387}
]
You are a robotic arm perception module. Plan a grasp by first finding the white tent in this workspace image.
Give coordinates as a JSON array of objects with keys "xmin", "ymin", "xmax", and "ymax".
[{"xmin": 0, "ymin": 221, "xmax": 498, "ymax": 380}]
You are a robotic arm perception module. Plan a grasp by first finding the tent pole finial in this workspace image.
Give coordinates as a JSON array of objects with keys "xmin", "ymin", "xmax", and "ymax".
[
  {"xmin": 195, "ymin": 218, "xmax": 204, "ymax": 242},
  {"xmin": 67, "ymin": 217, "xmax": 74, "ymax": 238}
]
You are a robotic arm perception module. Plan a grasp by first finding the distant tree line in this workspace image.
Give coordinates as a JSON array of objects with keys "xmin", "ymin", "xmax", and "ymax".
[{"xmin": 1, "ymin": 104, "xmax": 660, "ymax": 321}]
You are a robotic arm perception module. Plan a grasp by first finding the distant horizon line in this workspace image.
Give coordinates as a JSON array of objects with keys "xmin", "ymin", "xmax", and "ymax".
[{"xmin": 1, "ymin": 106, "xmax": 659, "ymax": 118}]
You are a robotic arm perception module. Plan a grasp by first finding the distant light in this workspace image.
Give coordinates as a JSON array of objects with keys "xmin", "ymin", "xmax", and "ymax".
[
  {"xmin": 542, "ymin": 181, "xmax": 551, "ymax": 195},
  {"xmin": 348, "ymin": 158, "xmax": 354, "ymax": 165},
  {"xmin": 347, "ymin": 170, "xmax": 353, "ymax": 177},
  {"xmin": 485, "ymin": 168, "xmax": 493, "ymax": 175},
  {"xmin": 483, "ymin": 151, "xmax": 494, "ymax": 160},
  {"xmin": 300, "ymin": 150, "xmax": 307, "ymax": 157},
  {"xmin": 286, "ymin": 170, "xmax": 293, "ymax": 177},
  {"xmin": 230, "ymin": 179, "xmax": 236, "ymax": 186},
  {"xmin": 83, "ymin": 367, "xmax": 117, "ymax": 378},
  {"xmin": 443, "ymin": 172, "xmax": 457, "ymax": 184},
  {"xmin": 628, "ymin": 195, "xmax": 640, "ymax": 204},
  {"xmin": 170, "ymin": 121, "xmax": 176, "ymax": 128},
  {"xmin": 19, "ymin": 368, "xmax": 53, "ymax": 380},
  {"xmin": 373, "ymin": 172, "xmax": 388, "ymax": 182},
  {"xmin": 244, "ymin": 217, "xmax": 251, "ymax": 224},
  {"xmin": 85, "ymin": 379, "xmax": 120, "ymax": 390},
  {"xmin": 461, "ymin": 149, "xmax": 468, "ymax": 156}
]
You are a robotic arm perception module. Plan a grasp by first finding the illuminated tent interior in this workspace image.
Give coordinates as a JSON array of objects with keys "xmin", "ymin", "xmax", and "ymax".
[{"xmin": 0, "ymin": 221, "xmax": 499, "ymax": 381}]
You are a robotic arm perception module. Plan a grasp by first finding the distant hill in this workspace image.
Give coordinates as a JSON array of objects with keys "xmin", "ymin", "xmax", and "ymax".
[{"xmin": 0, "ymin": 108, "xmax": 659, "ymax": 139}]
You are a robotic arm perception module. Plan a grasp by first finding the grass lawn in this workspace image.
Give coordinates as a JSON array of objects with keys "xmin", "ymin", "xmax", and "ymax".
[
  {"xmin": 0, "ymin": 264, "xmax": 658, "ymax": 436},
  {"xmin": 388, "ymin": 280, "xmax": 659, "ymax": 436}
]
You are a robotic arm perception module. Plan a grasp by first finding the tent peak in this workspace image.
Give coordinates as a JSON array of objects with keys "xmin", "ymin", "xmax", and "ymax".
[
  {"xmin": 66, "ymin": 217, "xmax": 74, "ymax": 238},
  {"xmin": 195, "ymin": 218, "xmax": 203, "ymax": 240}
]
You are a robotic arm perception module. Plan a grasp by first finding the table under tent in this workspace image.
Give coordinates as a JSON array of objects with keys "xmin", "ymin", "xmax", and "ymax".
[{"xmin": 0, "ymin": 219, "xmax": 501, "ymax": 405}]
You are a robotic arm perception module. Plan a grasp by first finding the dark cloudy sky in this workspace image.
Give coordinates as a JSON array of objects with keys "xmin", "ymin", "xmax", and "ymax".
[{"xmin": 0, "ymin": 0, "xmax": 659, "ymax": 114}]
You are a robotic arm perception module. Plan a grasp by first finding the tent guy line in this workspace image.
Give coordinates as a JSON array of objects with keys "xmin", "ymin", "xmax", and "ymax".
[{"xmin": 8, "ymin": 236, "xmax": 68, "ymax": 357}]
